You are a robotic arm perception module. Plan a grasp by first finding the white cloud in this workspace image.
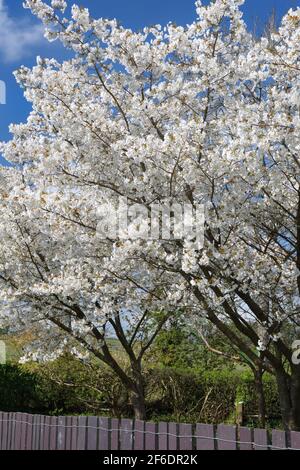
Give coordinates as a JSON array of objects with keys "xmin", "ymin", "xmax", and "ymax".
[{"xmin": 0, "ymin": 0, "xmax": 45, "ymax": 63}]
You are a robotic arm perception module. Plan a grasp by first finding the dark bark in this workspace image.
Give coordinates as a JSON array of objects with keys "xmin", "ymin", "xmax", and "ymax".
[
  {"xmin": 105, "ymin": 311, "xmax": 171, "ymax": 420},
  {"xmin": 276, "ymin": 367, "xmax": 300, "ymax": 431},
  {"xmin": 187, "ymin": 275, "xmax": 300, "ymax": 430},
  {"xmin": 130, "ymin": 361, "xmax": 146, "ymax": 420},
  {"xmin": 253, "ymin": 367, "xmax": 266, "ymax": 429},
  {"xmin": 290, "ymin": 367, "xmax": 300, "ymax": 432},
  {"xmin": 131, "ymin": 390, "xmax": 146, "ymax": 420}
]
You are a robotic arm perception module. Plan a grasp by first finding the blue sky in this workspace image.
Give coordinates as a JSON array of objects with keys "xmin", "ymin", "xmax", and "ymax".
[{"xmin": 1, "ymin": 0, "xmax": 300, "ymax": 159}]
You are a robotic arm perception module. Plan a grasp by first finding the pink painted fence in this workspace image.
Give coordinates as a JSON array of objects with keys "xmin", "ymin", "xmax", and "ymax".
[{"xmin": 0, "ymin": 412, "xmax": 299, "ymax": 450}]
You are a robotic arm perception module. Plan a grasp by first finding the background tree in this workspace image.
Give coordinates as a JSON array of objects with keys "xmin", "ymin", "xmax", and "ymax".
[{"xmin": 0, "ymin": 0, "xmax": 300, "ymax": 429}]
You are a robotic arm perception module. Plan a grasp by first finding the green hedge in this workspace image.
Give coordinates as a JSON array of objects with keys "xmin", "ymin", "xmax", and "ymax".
[
  {"xmin": 234, "ymin": 369, "xmax": 281, "ymax": 428},
  {"xmin": 146, "ymin": 367, "xmax": 281, "ymax": 426},
  {"xmin": 0, "ymin": 360, "xmax": 281, "ymax": 428},
  {"xmin": 0, "ymin": 364, "xmax": 38, "ymax": 412}
]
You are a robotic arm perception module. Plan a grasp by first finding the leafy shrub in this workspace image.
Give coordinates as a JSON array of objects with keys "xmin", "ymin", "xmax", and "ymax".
[
  {"xmin": 0, "ymin": 364, "xmax": 38, "ymax": 412},
  {"xmin": 146, "ymin": 367, "xmax": 281, "ymax": 426},
  {"xmin": 235, "ymin": 369, "xmax": 281, "ymax": 428},
  {"xmin": 0, "ymin": 358, "xmax": 281, "ymax": 427},
  {"xmin": 26, "ymin": 355, "xmax": 130, "ymax": 417}
]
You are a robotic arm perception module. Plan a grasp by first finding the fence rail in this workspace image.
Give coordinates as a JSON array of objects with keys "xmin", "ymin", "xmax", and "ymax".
[{"xmin": 0, "ymin": 412, "xmax": 299, "ymax": 450}]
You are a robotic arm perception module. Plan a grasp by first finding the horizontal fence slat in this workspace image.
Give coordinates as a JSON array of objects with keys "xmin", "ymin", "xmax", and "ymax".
[
  {"xmin": 272, "ymin": 430, "xmax": 286, "ymax": 450},
  {"xmin": 217, "ymin": 424, "xmax": 237, "ymax": 450},
  {"xmin": 134, "ymin": 420, "xmax": 144, "ymax": 450},
  {"xmin": 254, "ymin": 428, "xmax": 269, "ymax": 451},
  {"xmin": 239, "ymin": 427, "xmax": 252, "ymax": 451},
  {"xmin": 179, "ymin": 423, "xmax": 193, "ymax": 450}
]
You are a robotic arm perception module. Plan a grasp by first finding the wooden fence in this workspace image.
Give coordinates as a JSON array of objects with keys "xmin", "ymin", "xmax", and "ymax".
[{"xmin": 0, "ymin": 412, "xmax": 300, "ymax": 450}]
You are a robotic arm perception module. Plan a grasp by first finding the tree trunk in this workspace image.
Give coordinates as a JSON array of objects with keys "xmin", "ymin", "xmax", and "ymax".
[
  {"xmin": 290, "ymin": 367, "xmax": 300, "ymax": 432},
  {"xmin": 130, "ymin": 361, "xmax": 146, "ymax": 420},
  {"xmin": 276, "ymin": 367, "xmax": 300, "ymax": 431},
  {"xmin": 131, "ymin": 390, "xmax": 146, "ymax": 420},
  {"xmin": 254, "ymin": 368, "xmax": 266, "ymax": 429}
]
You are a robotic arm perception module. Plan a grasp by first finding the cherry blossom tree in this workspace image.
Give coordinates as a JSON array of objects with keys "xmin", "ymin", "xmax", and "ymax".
[{"xmin": 1, "ymin": 0, "xmax": 300, "ymax": 429}]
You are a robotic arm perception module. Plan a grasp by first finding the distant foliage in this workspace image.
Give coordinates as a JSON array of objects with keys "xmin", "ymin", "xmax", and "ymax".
[
  {"xmin": 0, "ymin": 357, "xmax": 281, "ymax": 428},
  {"xmin": 0, "ymin": 364, "xmax": 38, "ymax": 412}
]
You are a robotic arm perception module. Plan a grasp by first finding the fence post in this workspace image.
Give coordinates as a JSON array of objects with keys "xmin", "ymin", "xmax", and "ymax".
[{"xmin": 236, "ymin": 402, "xmax": 244, "ymax": 426}]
